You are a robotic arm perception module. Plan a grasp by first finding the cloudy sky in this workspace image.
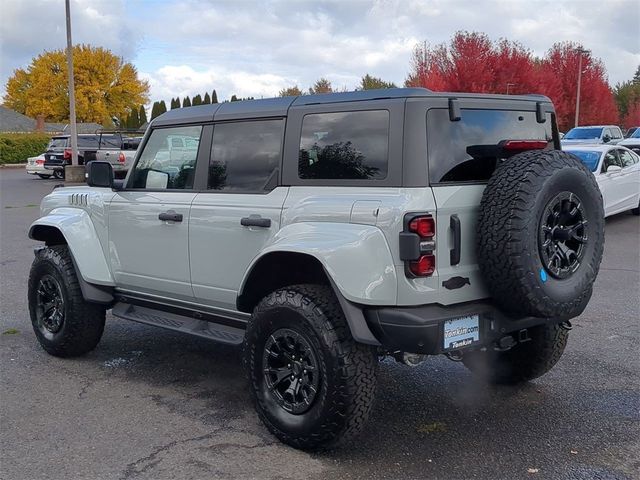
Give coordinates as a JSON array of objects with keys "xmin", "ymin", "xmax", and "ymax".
[{"xmin": 1, "ymin": 0, "xmax": 639, "ymax": 105}]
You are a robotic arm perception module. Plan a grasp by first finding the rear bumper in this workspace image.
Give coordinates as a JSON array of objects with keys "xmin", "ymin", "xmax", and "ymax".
[{"xmin": 364, "ymin": 301, "xmax": 558, "ymax": 354}]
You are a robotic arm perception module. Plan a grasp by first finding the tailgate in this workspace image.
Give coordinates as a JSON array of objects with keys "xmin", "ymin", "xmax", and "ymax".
[{"xmin": 432, "ymin": 185, "xmax": 489, "ymax": 304}]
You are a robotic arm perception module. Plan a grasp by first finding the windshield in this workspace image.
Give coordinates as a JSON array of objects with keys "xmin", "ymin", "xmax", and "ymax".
[
  {"xmin": 48, "ymin": 138, "xmax": 67, "ymax": 149},
  {"xmin": 630, "ymin": 128, "xmax": 640, "ymax": 139},
  {"xmin": 566, "ymin": 150, "xmax": 600, "ymax": 172},
  {"xmin": 565, "ymin": 127, "xmax": 603, "ymax": 140}
]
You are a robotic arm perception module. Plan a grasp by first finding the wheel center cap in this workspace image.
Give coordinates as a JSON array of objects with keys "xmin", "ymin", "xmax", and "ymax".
[{"xmin": 551, "ymin": 226, "xmax": 571, "ymax": 242}]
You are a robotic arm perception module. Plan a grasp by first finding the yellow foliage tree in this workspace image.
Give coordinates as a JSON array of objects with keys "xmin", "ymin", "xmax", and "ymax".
[{"xmin": 4, "ymin": 45, "xmax": 149, "ymax": 126}]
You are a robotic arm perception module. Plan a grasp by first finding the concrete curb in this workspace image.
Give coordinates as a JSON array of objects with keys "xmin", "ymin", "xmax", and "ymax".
[{"xmin": 0, "ymin": 163, "xmax": 27, "ymax": 169}]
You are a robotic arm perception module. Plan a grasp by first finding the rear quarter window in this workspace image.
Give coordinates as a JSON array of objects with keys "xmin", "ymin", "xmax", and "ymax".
[
  {"xmin": 427, "ymin": 109, "xmax": 553, "ymax": 183},
  {"xmin": 298, "ymin": 110, "xmax": 389, "ymax": 180}
]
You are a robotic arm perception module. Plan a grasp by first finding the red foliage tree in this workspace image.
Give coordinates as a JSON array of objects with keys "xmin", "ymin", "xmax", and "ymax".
[
  {"xmin": 406, "ymin": 32, "xmax": 536, "ymax": 94},
  {"xmin": 537, "ymin": 42, "xmax": 618, "ymax": 131},
  {"xmin": 406, "ymin": 34, "xmax": 620, "ymax": 132},
  {"xmin": 622, "ymin": 99, "xmax": 640, "ymax": 128}
]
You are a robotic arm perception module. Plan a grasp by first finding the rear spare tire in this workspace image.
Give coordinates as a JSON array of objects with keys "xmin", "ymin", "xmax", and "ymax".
[{"xmin": 477, "ymin": 150, "xmax": 604, "ymax": 318}]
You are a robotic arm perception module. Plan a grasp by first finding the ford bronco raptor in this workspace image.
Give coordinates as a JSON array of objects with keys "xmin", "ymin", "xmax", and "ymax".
[{"xmin": 28, "ymin": 88, "xmax": 604, "ymax": 450}]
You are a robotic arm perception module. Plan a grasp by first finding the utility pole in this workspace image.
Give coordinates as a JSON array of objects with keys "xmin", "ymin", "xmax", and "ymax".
[
  {"xmin": 574, "ymin": 48, "xmax": 589, "ymax": 128},
  {"xmin": 65, "ymin": 0, "xmax": 78, "ymax": 167}
]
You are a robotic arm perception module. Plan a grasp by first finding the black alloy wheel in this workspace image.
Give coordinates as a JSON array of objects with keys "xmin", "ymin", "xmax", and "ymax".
[
  {"xmin": 28, "ymin": 245, "xmax": 106, "ymax": 357},
  {"xmin": 34, "ymin": 274, "xmax": 65, "ymax": 338},
  {"xmin": 262, "ymin": 328, "xmax": 320, "ymax": 415},
  {"xmin": 244, "ymin": 285, "xmax": 378, "ymax": 450},
  {"xmin": 539, "ymin": 191, "xmax": 588, "ymax": 279}
]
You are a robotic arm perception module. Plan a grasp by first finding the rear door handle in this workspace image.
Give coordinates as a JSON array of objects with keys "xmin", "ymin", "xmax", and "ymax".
[
  {"xmin": 450, "ymin": 214, "xmax": 461, "ymax": 266},
  {"xmin": 241, "ymin": 215, "xmax": 271, "ymax": 228},
  {"xmin": 158, "ymin": 211, "xmax": 183, "ymax": 222}
]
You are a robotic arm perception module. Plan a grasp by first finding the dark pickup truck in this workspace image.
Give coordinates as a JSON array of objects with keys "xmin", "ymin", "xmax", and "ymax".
[{"xmin": 44, "ymin": 133, "xmax": 141, "ymax": 179}]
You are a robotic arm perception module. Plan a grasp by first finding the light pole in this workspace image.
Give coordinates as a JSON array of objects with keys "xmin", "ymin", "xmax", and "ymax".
[
  {"xmin": 574, "ymin": 48, "xmax": 589, "ymax": 128},
  {"xmin": 506, "ymin": 83, "xmax": 516, "ymax": 95},
  {"xmin": 65, "ymin": 0, "xmax": 78, "ymax": 168}
]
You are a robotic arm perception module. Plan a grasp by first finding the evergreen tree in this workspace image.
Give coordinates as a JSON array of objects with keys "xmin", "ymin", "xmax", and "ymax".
[
  {"xmin": 192, "ymin": 94, "xmax": 203, "ymax": 106},
  {"xmin": 203, "ymin": 92, "xmax": 211, "ymax": 104},
  {"xmin": 183, "ymin": 96, "xmax": 192, "ymax": 107},
  {"xmin": 230, "ymin": 94, "xmax": 239, "ymax": 102},
  {"xmin": 150, "ymin": 101, "xmax": 160, "ymax": 120},
  {"xmin": 159, "ymin": 100, "xmax": 167, "ymax": 115},
  {"xmin": 129, "ymin": 107, "xmax": 140, "ymax": 129},
  {"xmin": 211, "ymin": 90, "xmax": 218, "ymax": 103},
  {"xmin": 138, "ymin": 105, "xmax": 148, "ymax": 125}
]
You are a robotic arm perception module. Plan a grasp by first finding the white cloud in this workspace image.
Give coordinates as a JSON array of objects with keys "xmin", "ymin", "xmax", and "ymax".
[{"xmin": 1, "ymin": 0, "xmax": 638, "ymax": 105}]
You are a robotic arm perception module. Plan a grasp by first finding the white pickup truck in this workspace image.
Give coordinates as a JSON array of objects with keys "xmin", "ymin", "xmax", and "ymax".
[{"xmin": 94, "ymin": 136, "xmax": 142, "ymax": 177}]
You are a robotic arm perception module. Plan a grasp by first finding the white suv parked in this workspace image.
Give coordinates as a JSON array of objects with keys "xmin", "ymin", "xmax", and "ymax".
[
  {"xmin": 28, "ymin": 88, "xmax": 605, "ymax": 450},
  {"xmin": 561, "ymin": 125, "xmax": 624, "ymax": 146}
]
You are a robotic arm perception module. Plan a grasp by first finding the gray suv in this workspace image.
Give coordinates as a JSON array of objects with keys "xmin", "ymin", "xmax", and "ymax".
[{"xmin": 27, "ymin": 88, "xmax": 604, "ymax": 450}]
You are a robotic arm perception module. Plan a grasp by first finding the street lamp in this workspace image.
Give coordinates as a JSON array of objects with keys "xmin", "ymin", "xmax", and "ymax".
[
  {"xmin": 574, "ymin": 47, "xmax": 590, "ymax": 128},
  {"xmin": 506, "ymin": 83, "xmax": 516, "ymax": 95}
]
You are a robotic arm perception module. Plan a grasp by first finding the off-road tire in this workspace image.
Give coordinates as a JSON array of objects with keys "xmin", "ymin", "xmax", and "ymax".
[
  {"xmin": 478, "ymin": 150, "xmax": 604, "ymax": 318},
  {"xmin": 462, "ymin": 323, "xmax": 569, "ymax": 384},
  {"xmin": 28, "ymin": 246, "xmax": 105, "ymax": 357},
  {"xmin": 244, "ymin": 284, "xmax": 378, "ymax": 450},
  {"xmin": 36, "ymin": 174, "xmax": 52, "ymax": 179}
]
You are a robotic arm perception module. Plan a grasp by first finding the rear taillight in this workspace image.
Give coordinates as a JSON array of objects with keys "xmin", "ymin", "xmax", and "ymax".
[
  {"xmin": 409, "ymin": 216, "xmax": 435, "ymax": 238},
  {"xmin": 118, "ymin": 152, "xmax": 126, "ymax": 164},
  {"xmin": 35, "ymin": 159, "xmax": 44, "ymax": 165},
  {"xmin": 400, "ymin": 214, "xmax": 436, "ymax": 277},
  {"xmin": 409, "ymin": 254, "xmax": 435, "ymax": 276},
  {"xmin": 502, "ymin": 140, "xmax": 548, "ymax": 151},
  {"xmin": 63, "ymin": 148, "xmax": 72, "ymax": 160}
]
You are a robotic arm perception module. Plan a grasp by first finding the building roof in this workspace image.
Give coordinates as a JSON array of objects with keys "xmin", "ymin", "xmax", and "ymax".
[
  {"xmin": 0, "ymin": 105, "xmax": 35, "ymax": 132},
  {"xmin": 0, "ymin": 105, "xmax": 102, "ymax": 133}
]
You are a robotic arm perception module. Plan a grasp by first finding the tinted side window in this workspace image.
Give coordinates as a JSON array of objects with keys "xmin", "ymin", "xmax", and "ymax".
[
  {"xmin": 602, "ymin": 150, "xmax": 621, "ymax": 172},
  {"xmin": 612, "ymin": 128, "xmax": 623, "ymax": 140},
  {"xmin": 48, "ymin": 138, "xmax": 67, "ymax": 149},
  {"xmin": 78, "ymin": 135, "xmax": 100, "ymax": 148},
  {"xmin": 130, "ymin": 125, "xmax": 202, "ymax": 189},
  {"xmin": 427, "ymin": 109, "xmax": 553, "ymax": 183},
  {"xmin": 98, "ymin": 135, "xmax": 122, "ymax": 149},
  {"xmin": 298, "ymin": 110, "xmax": 389, "ymax": 180},
  {"xmin": 618, "ymin": 149, "xmax": 636, "ymax": 168},
  {"xmin": 208, "ymin": 119, "xmax": 283, "ymax": 192}
]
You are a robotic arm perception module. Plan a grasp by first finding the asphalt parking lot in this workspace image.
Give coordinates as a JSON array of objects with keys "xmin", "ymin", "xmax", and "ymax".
[{"xmin": 1, "ymin": 167, "xmax": 638, "ymax": 480}]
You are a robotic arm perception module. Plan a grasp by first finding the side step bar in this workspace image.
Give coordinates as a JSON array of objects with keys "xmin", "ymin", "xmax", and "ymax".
[{"xmin": 112, "ymin": 302, "xmax": 245, "ymax": 346}]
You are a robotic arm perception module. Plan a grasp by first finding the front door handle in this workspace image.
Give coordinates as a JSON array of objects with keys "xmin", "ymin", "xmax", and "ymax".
[
  {"xmin": 241, "ymin": 215, "xmax": 271, "ymax": 228},
  {"xmin": 158, "ymin": 211, "xmax": 183, "ymax": 222}
]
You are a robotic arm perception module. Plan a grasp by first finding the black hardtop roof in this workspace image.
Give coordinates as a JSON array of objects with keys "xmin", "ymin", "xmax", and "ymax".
[{"xmin": 151, "ymin": 87, "xmax": 553, "ymax": 126}]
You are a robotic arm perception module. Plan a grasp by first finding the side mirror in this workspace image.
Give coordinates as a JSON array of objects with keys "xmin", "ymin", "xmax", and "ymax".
[
  {"xmin": 86, "ymin": 161, "xmax": 114, "ymax": 188},
  {"xmin": 606, "ymin": 165, "xmax": 622, "ymax": 173},
  {"xmin": 602, "ymin": 134, "xmax": 611, "ymax": 143}
]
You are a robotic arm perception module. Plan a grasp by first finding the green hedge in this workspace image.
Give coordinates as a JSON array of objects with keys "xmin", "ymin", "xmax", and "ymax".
[{"xmin": 0, "ymin": 133, "xmax": 51, "ymax": 164}]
